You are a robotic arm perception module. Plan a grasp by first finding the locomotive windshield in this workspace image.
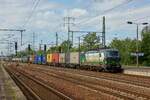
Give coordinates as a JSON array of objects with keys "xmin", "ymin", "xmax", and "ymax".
[{"xmin": 106, "ymin": 51, "xmax": 119, "ymax": 57}]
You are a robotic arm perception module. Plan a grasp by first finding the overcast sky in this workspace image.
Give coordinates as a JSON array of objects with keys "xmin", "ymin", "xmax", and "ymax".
[{"xmin": 0, "ymin": 0, "xmax": 150, "ymax": 55}]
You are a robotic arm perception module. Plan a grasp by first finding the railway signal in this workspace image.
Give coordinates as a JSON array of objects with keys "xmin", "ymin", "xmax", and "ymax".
[
  {"xmin": 59, "ymin": 46, "xmax": 61, "ymax": 53},
  {"xmin": 44, "ymin": 44, "xmax": 47, "ymax": 52},
  {"xmin": 15, "ymin": 42, "xmax": 17, "ymax": 56},
  {"xmin": 28, "ymin": 44, "xmax": 31, "ymax": 51}
]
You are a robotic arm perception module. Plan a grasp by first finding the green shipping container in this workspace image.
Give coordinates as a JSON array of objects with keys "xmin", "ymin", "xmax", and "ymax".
[{"xmin": 80, "ymin": 53, "xmax": 86, "ymax": 64}]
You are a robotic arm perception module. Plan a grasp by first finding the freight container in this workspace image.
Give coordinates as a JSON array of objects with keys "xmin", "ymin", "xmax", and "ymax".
[
  {"xmin": 52, "ymin": 53, "xmax": 59, "ymax": 63},
  {"xmin": 41, "ymin": 55, "xmax": 46, "ymax": 64},
  {"xmin": 70, "ymin": 52, "xmax": 79, "ymax": 64},
  {"xmin": 46, "ymin": 54, "xmax": 49, "ymax": 63},
  {"xmin": 34, "ymin": 55, "xmax": 39, "ymax": 64},
  {"xmin": 29, "ymin": 55, "xmax": 34, "ymax": 63},
  {"xmin": 59, "ymin": 53, "xmax": 65, "ymax": 63},
  {"xmin": 29, "ymin": 55, "xmax": 32, "ymax": 63},
  {"xmin": 65, "ymin": 52, "xmax": 70, "ymax": 64},
  {"xmin": 37, "ymin": 55, "xmax": 42, "ymax": 64},
  {"xmin": 80, "ymin": 52, "xmax": 86, "ymax": 64},
  {"xmin": 34, "ymin": 54, "xmax": 42, "ymax": 64},
  {"xmin": 46, "ymin": 54, "xmax": 52, "ymax": 63}
]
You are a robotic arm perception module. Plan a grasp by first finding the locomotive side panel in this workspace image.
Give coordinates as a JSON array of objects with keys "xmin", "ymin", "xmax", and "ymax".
[{"xmin": 85, "ymin": 51, "xmax": 100, "ymax": 65}]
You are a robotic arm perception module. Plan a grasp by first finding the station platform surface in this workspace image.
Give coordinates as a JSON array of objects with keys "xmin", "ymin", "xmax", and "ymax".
[
  {"xmin": 0, "ymin": 62, "xmax": 26, "ymax": 100},
  {"xmin": 123, "ymin": 66, "xmax": 150, "ymax": 77}
]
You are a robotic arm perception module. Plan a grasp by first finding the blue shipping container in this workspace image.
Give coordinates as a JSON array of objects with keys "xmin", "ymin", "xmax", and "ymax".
[
  {"xmin": 34, "ymin": 54, "xmax": 46, "ymax": 64},
  {"xmin": 34, "ymin": 55, "xmax": 39, "ymax": 64},
  {"xmin": 41, "ymin": 55, "xmax": 46, "ymax": 64},
  {"xmin": 37, "ymin": 55, "xmax": 42, "ymax": 64}
]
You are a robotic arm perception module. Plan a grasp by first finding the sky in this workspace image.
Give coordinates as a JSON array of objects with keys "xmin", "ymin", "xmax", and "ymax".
[{"xmin": 0, "ymin": 0, "xmax": 150, "ymax": 55}]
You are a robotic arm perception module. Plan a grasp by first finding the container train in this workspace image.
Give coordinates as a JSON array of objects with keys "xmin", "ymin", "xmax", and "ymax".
[{"xmin": 11, "ymin": 48, "xmax": 123, "ymax": 72}]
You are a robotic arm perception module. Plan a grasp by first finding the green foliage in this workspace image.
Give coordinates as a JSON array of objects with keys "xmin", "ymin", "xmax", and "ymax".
[
  {"xmin": 46, "ymin": 33, "xmax": 102, "ymax": 53},
  {"xmin": 47, "ymin": 46, "xmax": 60, "ymax": 53},
  {"xmin": 60, "ymin": 40, "xmax": 72, "ymax": 53},
  {"xmin": 70, "ymin": 47, "xmax": 78, "ymax": 52},
  {"xmin": 36, "ymin": 50, "xmax": 44, "ymax": 55},
  {"xmin": 110, "ymin": 38, "xmax": 137, "ymax": 65},
  {"xmin": 141, "ymin": 32, "xmax": 150, "ymax": 66},
  {"xmin": 70, "ymin": 28, "xmax": 150, "ymax": 66},
  {"xmin": 47, "ymin": 40, "xmax": 73, "ymax": 53},
  {"xmin": 109, "ymin": 26, "xmax": 150, "ymax": 66},
  {"xmin": 14, "ymin": 26, "xmax": 150, "ymax": 66},
  {"xmin": 82, "ymin": 32, "xmax": 102, "ymax": 51}
]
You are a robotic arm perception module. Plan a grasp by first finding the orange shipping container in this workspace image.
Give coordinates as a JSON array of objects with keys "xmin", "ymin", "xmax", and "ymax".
[{"xmin": 52, "ymin": 53, "xmax": 59, "ymax": 63}]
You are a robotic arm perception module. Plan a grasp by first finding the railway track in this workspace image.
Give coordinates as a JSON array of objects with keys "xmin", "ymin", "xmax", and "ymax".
[
  {"xmin": 31, "ymin": 64, "xmax": 150, "ymax": 88},
  {"xmin": 10, "ymin": 64, "xmax": 150, "ymax": 100},
  {"xmin": 5, "ymin": 66, "xmax": 72, "ymax": 100},
  {"xmin": 47, "ymin": 65, "xmax": 150, "ymax": 87},
  {"xmin": 26, "ymin": 67, "xmax": 150, "ymax": 100},
  {"xmin": 28, "ymin": 70, "xmax": 132, "ymax": 99},
  {"xmin": 5, "ymin": 63, "xmax": 150, "ymax": 100},
  {"xmin": 7, "ymin": 66, "xmax": 122, "ymax": 100}
]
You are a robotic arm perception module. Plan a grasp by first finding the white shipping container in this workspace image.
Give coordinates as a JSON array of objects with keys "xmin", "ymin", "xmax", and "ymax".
[
  {"xmin": 70, "ymin": 52, "xmax": 79, "ymax": 64},
  {"xmin": 59, "ymin": 53, "xmax": 65, "ymax": 63}
]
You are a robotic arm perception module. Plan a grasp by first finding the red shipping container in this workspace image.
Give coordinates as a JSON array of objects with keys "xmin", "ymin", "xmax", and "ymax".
[{"xmin": 52, "ymin": 53, "xmax": 59, "ymax": 63}]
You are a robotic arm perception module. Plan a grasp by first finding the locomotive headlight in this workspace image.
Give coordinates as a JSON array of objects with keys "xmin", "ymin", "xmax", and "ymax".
[
  {"xmin": 105, "ymin": 60, "xmax": 107, "ymax": 64},
  {"xmin": 104, "ymin": 59, "xmax": 107, "ymax": 64}
]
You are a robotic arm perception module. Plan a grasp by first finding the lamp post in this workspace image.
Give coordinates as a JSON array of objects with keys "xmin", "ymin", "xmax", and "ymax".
[{"xmin": 127, "ymin": 21, "xmax": 148, "ymax": 67}]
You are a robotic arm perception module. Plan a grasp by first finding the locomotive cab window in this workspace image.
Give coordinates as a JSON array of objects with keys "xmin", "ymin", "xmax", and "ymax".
[
  {"xmin": 99, "ymin": 53, "xmax": 101, "ymax": 57},
  {"xmin": 106, "ymin": 51, "xmax": 119, "ymax": 57}
]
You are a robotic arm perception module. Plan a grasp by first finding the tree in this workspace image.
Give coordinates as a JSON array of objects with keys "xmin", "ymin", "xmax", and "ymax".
[
  {"xmin": 141, "ymin": 32, "xmax": 150, "ymax": 66},
  {"xmin": 60, "ymin": 40, "xmax": 72, "ymax": 53},
  {"xmin": 47, "ymin": 46, "xmax": 59, "ymax": 53},
  {"xmin": 82, "ymin": 32, "xmax": 101, "ymax": 51},
  {"xmin": 110, "ymin": 38, "xmax": 137, "ymax": 65}
]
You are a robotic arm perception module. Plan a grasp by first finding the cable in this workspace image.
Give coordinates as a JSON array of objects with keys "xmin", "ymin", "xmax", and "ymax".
[
  {"xmin": 132, "ymin": 15, "xmax": 150, "ymax": 22},
  {"xmin": 77, "ymin": 0, "xmax": 134, "ymax": 26},
  {"xmin": 22, "ymin": 0, "xmax": 41, "ymax": 28}
]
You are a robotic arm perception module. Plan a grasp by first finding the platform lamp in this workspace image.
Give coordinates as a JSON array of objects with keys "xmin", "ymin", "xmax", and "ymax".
[{"xmin": 127, "ymin": 21, "xmax": 148, "ymax": 67}]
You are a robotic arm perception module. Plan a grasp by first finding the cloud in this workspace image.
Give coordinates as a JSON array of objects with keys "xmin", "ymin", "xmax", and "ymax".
[
  {"xmin": 0, "ymin": 0, "xmax": 150, "ymax": 55},
  {"xmin": 69, "ymin": 8, "xmax": 88, "ymax": 17},
  {"xmin": 91, "ymin": 0, "xmax": 126, "ymax": 12},
  {"xmin": 76, "ymin": 3, "xmax": 150, "ymax": 31},
  {"xmin": 0, "ymin": 0, "xmax": 64, "ymax": 53}
]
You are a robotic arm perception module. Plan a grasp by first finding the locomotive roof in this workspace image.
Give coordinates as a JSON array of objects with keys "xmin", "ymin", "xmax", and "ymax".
[
  {"xmin": 87, "ymin": 48, "xmax": 118, "ymax": 53},
  {"xmin": 102, "ymin": 48, "xmax": 118, "ymax": 51}
]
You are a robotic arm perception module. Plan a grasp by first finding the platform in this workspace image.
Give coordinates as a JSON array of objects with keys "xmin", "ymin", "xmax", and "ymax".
[
  {"xmin": 0, "ymin": 62, "xmax": 26, "ymax": 100},
  {"xmin": 124, "ymin": 66, "xmax": 150, "ymax": 77}
]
